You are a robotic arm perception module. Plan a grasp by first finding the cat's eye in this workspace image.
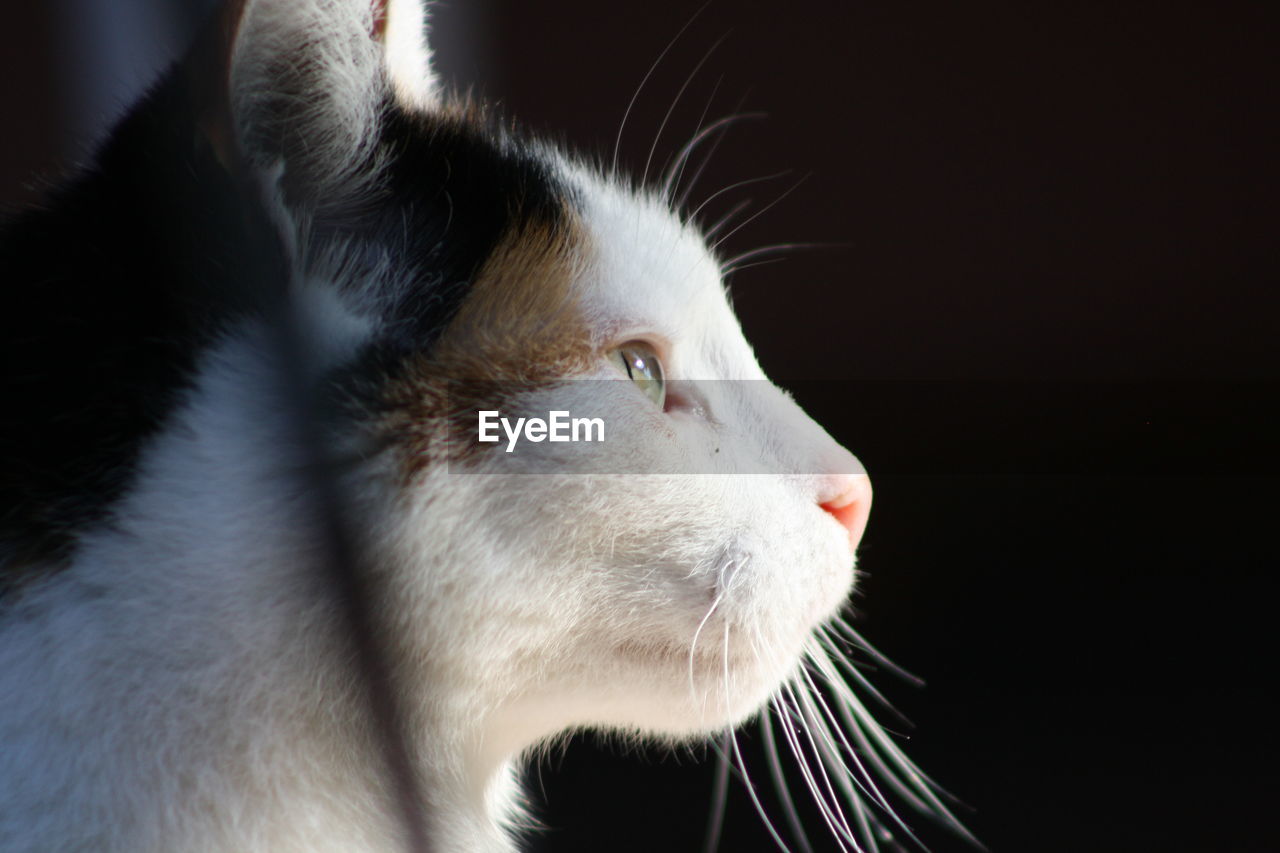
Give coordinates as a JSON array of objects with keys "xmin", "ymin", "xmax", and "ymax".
[{"xmin": 612, "ymin": 342, "xmax": 665, "ymax": 409}]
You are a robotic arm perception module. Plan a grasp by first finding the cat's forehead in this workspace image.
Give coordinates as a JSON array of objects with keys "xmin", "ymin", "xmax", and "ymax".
[
  {"xmin": 556, "ymin": 167, "xmax": 759, "ymax": 382},
  {"xmin": 569, "ymin": 173, "xmax": 728, "ymax": 332},
  {"xmin": 353, "ymin": 103, "xmax": 750, "ymax": 378}
]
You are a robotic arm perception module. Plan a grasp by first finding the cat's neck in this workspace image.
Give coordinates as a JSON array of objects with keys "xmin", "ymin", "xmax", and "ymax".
[{"xmin": 0, "ymin": 331, "xmax": 534, "ymax": 853}]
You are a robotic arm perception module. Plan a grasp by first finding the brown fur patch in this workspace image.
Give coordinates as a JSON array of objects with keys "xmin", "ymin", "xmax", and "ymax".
[
  {"xmin": 375, "ymin": 206, "xmax": 598, "ymax": 477},
  {"xmin": 434, "ymin": 211, "xmax": 595, "ymax": 380}
]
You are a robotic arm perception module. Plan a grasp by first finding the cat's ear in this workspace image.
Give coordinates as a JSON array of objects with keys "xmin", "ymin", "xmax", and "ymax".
[
  {"xmin": 197, "ymin": 0, "xmax": 439, "ymax": 192},
  {"xmin": 374, "ymin": 0, "xmax": 438, "ymax": 111}
]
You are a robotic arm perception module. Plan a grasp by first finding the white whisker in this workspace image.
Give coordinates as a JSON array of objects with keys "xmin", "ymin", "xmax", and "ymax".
[
  {"xmin": 612, "ymin": 3, "xmax": 711, "ymax": 177},
  {"xmin": 780, "ymin": 681, "xmax": 862, "ymax": 851},
  {"xmin": 689, "ymin": 558, "xmax": 732, "ymax": 716},
  {"xmin": 663, "ymin": 93, "xmax": 723, "ymax": 201},
  {"xmin": 800, "ymin": 647, "xmax": 900, "ymax": 804},
  {"xmin": 641, "ymin": 35, "xmax": 728, "ymax": 190},
  {"xmin": 831, "ymin": 619, "xmax": 926, "ymax": 687},
  {"xmin": 774, "ymin": 690, "xmax": 856, "ymax": 851},
  {"xmin": 704, "ymin": 199, "xmax": 754, "ymax": 242},
  {"xmin": 701, "ymin": 729, "xmax": 733, "ymax": 853},
  {"xmin": 676, "ymin": 91, "xmax": 757, "ymax": 209},
  {"xmin": 827, "ymin": 671, "xmax": 974, "ymax": 841},
  {"xmin": 719, "ymin": 241, "xmax": 844, "ymax": 276},
  {"xmin": 812, "ymin": 652, "xmax": 940, "ymax": 818},
  {"xmin": 798, "ymin": 651, "xmax": 925, "ymax": 850},
  {"xmin": 724, "ymin": 621, "xmax": 794, "ymax": 853},
  {"xmin": 729, "ymin": 728, "xmax": 794, "ymax": 853},
  {"xmin": 710, "ymin": 174, "xmax": 809, "ymax": 254},
  {"xmin": 667, "ymin": 76, "xmax": 728, "ymax": 205},
  {"xmin": 793, "ymin": 680, "xmax": 883, "ymax": 852},
  {"xmin": 663, "ymin": 110, "xmax": 766, "ymax": 203},
  {"xmin": 815, "ymin": 627, "xmax": 911, "ymax": 724},
  {"xmin": 688, "ymin": 171, "xmax": 791, "ymax": 232},
  {"xmin": 721, "ymin": 256, "xmax": 789, "ymax": 277},
  {"xmin": 761, "ymin": 700, "xmax": 817, "ymax": 853}
]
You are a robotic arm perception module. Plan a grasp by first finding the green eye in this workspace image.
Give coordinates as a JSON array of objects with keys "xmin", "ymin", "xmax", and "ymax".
[{"xmin": 613, "ymin": 342, "xmax": 665, "ymax": 408}]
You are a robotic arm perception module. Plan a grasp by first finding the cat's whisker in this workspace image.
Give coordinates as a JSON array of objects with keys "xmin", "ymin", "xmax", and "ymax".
[
  {"xmin": 784, "ymin": 678, "xmax": 869, "ymax": 851},
  {"xmin": 665, "ymin": 74, "xmax": 727, "ymax": 204},
  {"xmin": 612, "ymin": 2, "xmax": 710, "ymax": 178},
  {"xmin": 663, "ymin": 91, "xmax": 722, "ymax": 201},
  {"xmin": 794, "ymin": 682, "xmax": 882, "ymax": 853},
  {"xmin": 729, "ymin": 726, "xmax": 794, "ymax": 853},
  {"xmin": 774, "ymin": 691, "xmax": 835, "ymax": 848},
  {"xmin": 802, "ymin": 677, "xmax": 894, "ymax": 853},
  {"xmin": 775, "ymin": 685, "xmax": 859, "ymax": 851},
  {"xmin": 815, "ymin": 628, "xmax": 910, "ymax": 724},
  {"xmin": 710, "ymin": 173, "xmax": 810, "ymax": 255},
  {"xmin": 813, "ymin": 643, "xmax": 971, "ymax": 835},
  {"xmin": 689, "ymin": 559, "xmax": 731, "ymax": 715},
  {"xmin": 805, "ymin": 646, "xmax": 904, "ymax": 798},
  {"xmin": 704, "ymin": 199, "xmax": 754, "ymax": 243},
  {"xmin": 720, "ymin": 256, "xmax": 790, "ymax": 277},
  {"xmin": 724, "ymin": 627, "xmax": 803, "ymax": 853},
  {"xmin": 831, "ymin": 618, "xmax": 926, "ymax": 688},
  {"xmin": 761, "ymin": 698, "xmax": 818, "ymax": 853},
  {"xmin": 688, "ymin": 170, "xmax": 790, "ymax": 232},
  {"xmin": 701, "ymin": 729, "xmax": 733, "ymax": 853},
  {"xmin": 720, "ymin": 243, "xmax": 810, "ymax": 271},
  {"xmin": 735, "ymin": 558, "xmax": 777, "ymax": 687},
  {"xmin": 675, "ymin": 89, "xmax": 757, "ymax": 210},
  {"xmin": 663, "ymin": 110, "xmax": 766, "ymax": 204},
  {"xmin": 823, "ymin": 666, "xmax": 975, "ymax": 841},
  {"xmin": 719, "ymin": 241, "xmax": 848, "ymax": 277},
  {"xmin": 722, "ymin": 622, "xmax": 734, "ymax": 723},
  {"xmin": 807, "ymin": 642, "xmax": 941, "ymax": 819},
  {"xmin": 641, "ymin": 35, "xmax": 727, "ymax": 191},
  {"xmin": 799, "ymin": 649, "xmax": 926, "ymax": 849}
]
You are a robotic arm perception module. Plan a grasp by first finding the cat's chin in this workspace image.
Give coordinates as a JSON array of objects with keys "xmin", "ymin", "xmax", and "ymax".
[
  {"xmin": 618, "ymin": 665, "xmax": 806, "ymax": 738},
  {"xmin": 615, "ymin": 543, "xmax": 857, "ymax": 735},
  {"xmin": 584, "ymin": 625, "xmax": 821, "ymax": 736},
  {"xmin": 484, "ymin": 623, "xmax": 822, "ymax": 746}
]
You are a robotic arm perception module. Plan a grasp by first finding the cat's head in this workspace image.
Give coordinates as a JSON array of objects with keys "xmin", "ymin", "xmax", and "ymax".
[{"xmin": 207, "ymin": 0, "xmax": 872, "ymax": 742}]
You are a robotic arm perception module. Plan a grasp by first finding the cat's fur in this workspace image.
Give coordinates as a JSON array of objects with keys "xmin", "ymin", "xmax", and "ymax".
[{"xmin": 0, "ymin": 2, "xmax": 954, "ymax": 851}]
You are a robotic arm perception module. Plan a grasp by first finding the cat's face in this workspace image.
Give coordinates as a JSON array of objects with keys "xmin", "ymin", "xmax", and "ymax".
[{"xmin": 383, "ymin": 174, "xmax": 873, "ymax": 739}]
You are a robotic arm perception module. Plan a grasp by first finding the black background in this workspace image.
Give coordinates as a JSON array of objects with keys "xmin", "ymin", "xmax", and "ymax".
[{"xmin": 3, "ymin": 2, "xmax": 1276, "ymax": 851}]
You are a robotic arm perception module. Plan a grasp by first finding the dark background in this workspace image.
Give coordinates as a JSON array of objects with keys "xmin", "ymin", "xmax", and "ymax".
[{"xmin": 3, "ymin": 2, "xmax": 1275, "ymax": 851}]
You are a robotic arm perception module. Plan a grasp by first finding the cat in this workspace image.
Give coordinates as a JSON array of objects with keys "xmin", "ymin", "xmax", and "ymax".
[{"xmin": 0, "ymin": 1, "xmax": 964, "ymax": 850}]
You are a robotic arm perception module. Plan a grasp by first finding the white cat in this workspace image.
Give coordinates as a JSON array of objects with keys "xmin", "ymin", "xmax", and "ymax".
[{"xmin": 0, "ymin": 1, "xmax": 960, "ymax": 850}]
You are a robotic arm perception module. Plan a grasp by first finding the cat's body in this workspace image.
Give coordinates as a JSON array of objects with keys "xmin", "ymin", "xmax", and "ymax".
[{"xmin": 0, "ymin": 2, "xmax": 954, "ymax": 851}]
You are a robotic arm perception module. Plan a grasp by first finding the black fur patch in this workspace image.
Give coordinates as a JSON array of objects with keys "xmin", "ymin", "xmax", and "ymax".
[
  {"xmin": 325, "ymin": 100, "xmax": 576, "ymax": 350},
  {"xmin": 0, "ymin": 62, "xmax": 282, "ymax": 584},
  {"xmin": 301, "ymin": 100, "xmax": 581, "ymax": 432}
]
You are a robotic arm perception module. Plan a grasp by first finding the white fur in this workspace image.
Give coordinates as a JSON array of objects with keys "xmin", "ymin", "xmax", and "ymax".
[
  {"xmin": 383, "ymin": 0, "xmax": 438, "ymax": 109},
  {"xmin": 0, "ymin": 180, "xmax": 865, "ymax": 853},
  {"xmin": 0, "ymin": 199, "xmax": 863, "ymax": 853},
  {"xmin": 0, "ymin": 2, "xmax": 899, "ymax": 851},
  {"xmin": 229, "ymin": 0, "xmax": 432, "ymax": 195}
]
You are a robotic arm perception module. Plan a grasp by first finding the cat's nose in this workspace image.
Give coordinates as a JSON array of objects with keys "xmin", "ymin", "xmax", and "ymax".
[{"xmin": 818, "ymin": 472, "xmax": 873, "ymax": 551}]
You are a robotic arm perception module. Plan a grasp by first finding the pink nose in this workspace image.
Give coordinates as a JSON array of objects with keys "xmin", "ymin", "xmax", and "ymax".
[{"xmin": 819, "ymin": 473, "xmax": 873, "ymax": 550}]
